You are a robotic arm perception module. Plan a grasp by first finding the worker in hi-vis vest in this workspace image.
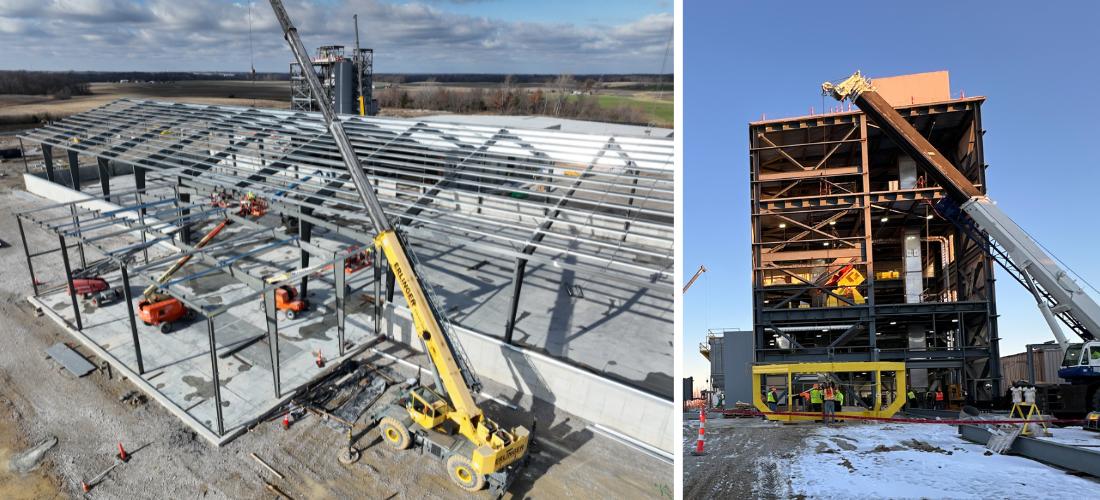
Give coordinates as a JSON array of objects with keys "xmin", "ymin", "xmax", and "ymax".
[
  {"xmin": 835, "ymin": 387, "xmax": 844, "ymax": 411},
  {"xmin": 766, "ymin": 386, "xmax": 778, "ymax": 412},
  {"xmin": 907, "ymin": 389, "xmax": 917, "ymax": 409},
  {"xmin": 822, "ymin": 384, "xmax": 836, "ymax": 423},
  {"xmin": 809, "ymin": 384, "xmax": 823, "ymax": 413},
  {"xmin": 935, "ymin": 389, "xmax": 945, "ymax": 410}
]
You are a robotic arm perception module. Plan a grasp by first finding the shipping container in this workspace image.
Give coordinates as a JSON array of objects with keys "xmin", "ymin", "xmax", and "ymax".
[{"xmin": 1000, "ymin": 348, "xmax": 1063, "ymax": 385}]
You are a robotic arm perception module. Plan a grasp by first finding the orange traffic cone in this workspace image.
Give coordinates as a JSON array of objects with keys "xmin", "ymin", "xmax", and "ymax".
[
  {"xmin": 282, "ymin": 413, "xmax": 291, "ymax": 430},
  {"xmin": 314, "ymin": 351, "xmax": 325, "ymax": 368},
  {"xmin": 691, "ymin": 408, "xmax": 706, "ymax": 456},
  {"xmin": 117, "ymin": 442, "xmax": 129, "ymax": 462},
  {"xmin": 81, "ymin": 480, "xmax": 91, "ymax": 493}
]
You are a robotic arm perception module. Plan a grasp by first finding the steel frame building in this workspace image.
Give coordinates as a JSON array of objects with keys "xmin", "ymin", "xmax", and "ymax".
[
  {"xmin": 15, "ymin": 98, "xmax": 673, "ymax": 437},
  {"xmin": 749, "ymin": 97, "xmax": 1002, "ymax": 405},
  {"xmin": 291, "ymin": 45, "xmax": 377, "ymax": 115}
]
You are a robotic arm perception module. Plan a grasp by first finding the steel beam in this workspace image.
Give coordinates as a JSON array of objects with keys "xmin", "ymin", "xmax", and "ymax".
[{"xmin": 958, "ymin": 424, "xmax": 1100, "ymax": 478}]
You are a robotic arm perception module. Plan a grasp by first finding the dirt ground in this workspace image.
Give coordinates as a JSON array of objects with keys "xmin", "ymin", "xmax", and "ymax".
[
  {"xmin": 0, "ymin": 166, "xmax": 672, "ymax": 498},
  {"xmin": 682, "ymin": 415, "xmax": 809, "ymax": 499}
]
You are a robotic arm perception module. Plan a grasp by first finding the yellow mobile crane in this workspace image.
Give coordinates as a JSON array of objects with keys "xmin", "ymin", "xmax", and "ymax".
[{"xmin": 268, "ymin": 1, "xmax": 529, "ymax": 494}]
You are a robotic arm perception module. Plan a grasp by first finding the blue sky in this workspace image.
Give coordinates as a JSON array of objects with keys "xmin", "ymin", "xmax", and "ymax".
[
  {"xmin": 684, "ymin": 0, "xmax": 1100, "ymax": 392},
  {"xmin": 0, "ymin": 0, "xmax": 672, "ymax": 73}
]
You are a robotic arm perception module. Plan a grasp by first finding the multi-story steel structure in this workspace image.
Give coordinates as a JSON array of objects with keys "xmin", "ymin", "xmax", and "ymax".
[
  {"xmin": 291, "ymin": 45, "xmax": 378, "ymax": 115},
  {"xmin": 748, "ymin": 72, "xmax": 1002, "ymax": 405}
]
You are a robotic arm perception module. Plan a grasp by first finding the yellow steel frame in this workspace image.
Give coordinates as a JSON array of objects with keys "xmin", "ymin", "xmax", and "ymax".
[{"xmin": 752, "ymin": 361, "xmax": 906, "ymax": 422}]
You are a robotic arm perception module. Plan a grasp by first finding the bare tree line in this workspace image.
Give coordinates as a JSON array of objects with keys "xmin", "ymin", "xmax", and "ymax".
[
  {"xmin": 376, "ymin": 74, "xmax": 652, "ymax": 126},
  {"xmin": 0, "ymin": 71, "xmax": 91, "ymax": 99}
]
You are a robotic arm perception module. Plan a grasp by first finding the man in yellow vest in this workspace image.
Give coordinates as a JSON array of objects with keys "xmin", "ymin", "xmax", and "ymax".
[
  {"xmin": 907, "ymin": 388, "xmax": 917, "ymax": 409},
  {"xmin": 766, "ymin": 386, "xmax": 778, "ymax": 412},
  {"xmin": 835, "ymin": 387, "xmax": 845, "ymax": 412},
  {"xmin": 809, "ymin": 384, "xmax": 823, "ymax": 413}
]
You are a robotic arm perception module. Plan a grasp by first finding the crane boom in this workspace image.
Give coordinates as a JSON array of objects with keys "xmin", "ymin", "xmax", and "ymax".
[
  {"xmin": 267, "ymin": 1, "xmax": 528, "ymax": 484},
  {"xmin": 824, "ymin": 71, "xmax": 1100, "ymax": 351}
]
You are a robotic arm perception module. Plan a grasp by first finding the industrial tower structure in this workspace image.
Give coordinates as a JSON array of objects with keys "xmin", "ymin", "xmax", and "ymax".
[
  {"xmin": 748, "ymin": 72, "xmax": 1001, "ymax": 406},
  {"xmin": 291, "ymin": 45, "xmax": 378, "ymax": 116}
]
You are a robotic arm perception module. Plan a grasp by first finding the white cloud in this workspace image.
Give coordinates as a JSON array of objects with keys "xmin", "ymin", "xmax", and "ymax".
[{"xmin": 0, "ymin": 0, "xmax": 673, "ymax": 73}]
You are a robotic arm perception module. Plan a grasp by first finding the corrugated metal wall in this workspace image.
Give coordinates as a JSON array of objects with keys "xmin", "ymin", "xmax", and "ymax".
[{"xmin": 1000, "ymin": 349, "xmax": 1063, "ymax": 384}]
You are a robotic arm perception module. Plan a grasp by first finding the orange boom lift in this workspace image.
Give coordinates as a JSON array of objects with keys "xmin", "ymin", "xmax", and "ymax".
[{"xmin": 138, "ymin": 192, "xmax": 267, "ymax": 333}]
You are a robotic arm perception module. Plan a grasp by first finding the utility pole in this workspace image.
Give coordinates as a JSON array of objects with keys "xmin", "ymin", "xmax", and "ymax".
[{"xmin": 354, "ymin": 14, "xmax": 365, "ymax": 116}]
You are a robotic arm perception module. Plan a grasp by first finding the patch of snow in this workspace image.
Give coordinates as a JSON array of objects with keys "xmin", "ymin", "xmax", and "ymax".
[{"xmin": 786, "ymin": 423, "xmax": 1098, "ymax": 499}]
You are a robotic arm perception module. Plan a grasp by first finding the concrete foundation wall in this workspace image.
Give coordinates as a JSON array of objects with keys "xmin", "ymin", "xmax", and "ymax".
[{"xmin": 31, "ymin": 160, "xmax": 134, "ymax": 185}]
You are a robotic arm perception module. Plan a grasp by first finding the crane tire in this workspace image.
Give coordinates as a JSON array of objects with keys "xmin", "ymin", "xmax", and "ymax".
[
  {"xmin": 379, "ymin": 416, "xmax": 411, "ymax": 450},
  {"xmin": 445, "ymin": 453, "xmax": 486, "ymax": 492}
]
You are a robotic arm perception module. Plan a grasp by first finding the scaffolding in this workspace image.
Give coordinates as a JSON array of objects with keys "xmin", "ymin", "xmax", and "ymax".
[
  {"xmin": 15, "ymin": 98, "xmax": 674, "ymax": 439},
  {"xmin": 749, "ymin": 96, "xmax": 1001, "ymax": 406}
]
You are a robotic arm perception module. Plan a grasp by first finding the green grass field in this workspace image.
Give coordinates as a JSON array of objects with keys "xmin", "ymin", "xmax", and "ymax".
[{"xmin": 570, "ymin": 93, "xmax": 673, "ymax": 127}]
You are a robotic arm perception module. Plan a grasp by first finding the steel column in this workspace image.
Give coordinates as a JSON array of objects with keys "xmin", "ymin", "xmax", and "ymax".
[
  {"xmin": 42, "ymin": 144, "xmax": 55, "ymax": 183},
  {"xmin": 298, "ymin": 208, "xmax": 313, "ymax": 298},
  {"xmin": 96, "ymin": 157, "xmax": 111, "ymax": 201},
  {"xmin": 58, "ymin": 234, "xmax": 82, "ymax": 331},
  {"xmin": 334, "ymin": 257, "xmax": 346, "ymax": 356},
  {"xmin": 17, "ymin": 217, "xmax": 39, "ymax": 296},
  {"xmin": 263, "ymin": 289, "xmax": 281, "ymax": 397},
  {"xmin": 206, "ymin": 317, "xmax": 225, "ymax": 436},
  {"xmin": 503, "ymin": 260, "xmax": 528, "ymax": 345},
  {"xmin": 66, "ymin": 149, "xmax": 81, "ymax": 191},
  {"xmin": 373, "ymin": 243, "xmax": 381, "ymax": 336},
  {"xmin": 119, "ymin": 264, "xmax": 144, "ymax": 375}
]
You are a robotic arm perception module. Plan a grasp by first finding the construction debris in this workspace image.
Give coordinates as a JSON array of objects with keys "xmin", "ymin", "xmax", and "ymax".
[
  {"xmin": 250, "ymin": 453, "xmax": 284, "ymax": 479},
  {"xmin": 45, "ymin": 343, "xmax": 94, "ymax": 377},
  {"xmin": 9, "ymin": 436, "xmax": 57, "ymax": 473}
]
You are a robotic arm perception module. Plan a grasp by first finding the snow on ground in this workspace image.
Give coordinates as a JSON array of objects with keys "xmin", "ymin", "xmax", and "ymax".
[{"xmin": 785, "ymin": 423, "xmax": 1099, "ymax": 499}]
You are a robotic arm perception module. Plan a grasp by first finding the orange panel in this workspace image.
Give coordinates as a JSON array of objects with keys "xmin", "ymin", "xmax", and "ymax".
[{"xmin": 871, "ymin": 71, "xmax": 951, "ymax": 106}]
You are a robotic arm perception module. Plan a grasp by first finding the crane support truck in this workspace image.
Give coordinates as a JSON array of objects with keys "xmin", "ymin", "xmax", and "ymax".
[
  {"xmin": 824, "ymin": 71, "xmax": 1100, "ymax": 419},
  {"xmin": 267, "ymin": 1, "xmax": 530, "ymax": 494}
]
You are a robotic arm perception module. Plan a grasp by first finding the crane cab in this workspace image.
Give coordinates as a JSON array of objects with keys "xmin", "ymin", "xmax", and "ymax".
[
  {"xmin": 1059, "ymin": 342, "xmax": 1100, "ymax": 380},
  {"xmin": 407, "ymin": 386, "xmax": 452, "ymax": 430}
]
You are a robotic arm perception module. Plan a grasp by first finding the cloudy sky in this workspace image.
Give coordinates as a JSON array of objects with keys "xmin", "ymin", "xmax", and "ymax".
[{"xmin": 0, "ymin": 0, "xmax": 673, "ymax": 74}]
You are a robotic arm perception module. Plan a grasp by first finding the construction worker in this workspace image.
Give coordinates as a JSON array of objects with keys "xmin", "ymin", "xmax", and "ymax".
[
  {"xmin": 766, "ymin": 386, "xmax": 778, "ymax": 412},
  {"xmin": 822, "ymin": 383, "xmax": 836, "ymax": 424},
  {"xmin": 906, "ymin": 388, "xmax": 917, "ymax": 409},
  {"xmin": 835, "ymin": 386, "xmax": 845, "ymax": 412},
  {"xmin": 934, "ymin": 389, "xmax": 945, "ymax": 410},
  {"xmin": 809, "ymin": 384, "xmax": 823, "ymax": 413}
]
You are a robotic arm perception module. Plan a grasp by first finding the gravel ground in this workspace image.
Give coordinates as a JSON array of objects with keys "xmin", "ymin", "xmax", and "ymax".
[
  {"xmin": 0, "ymin": 163, "xmax": 672, "ymax": 499},
  {"xmin": 682, "ymin": 415, "xmax": 808, "ymax": 499}
]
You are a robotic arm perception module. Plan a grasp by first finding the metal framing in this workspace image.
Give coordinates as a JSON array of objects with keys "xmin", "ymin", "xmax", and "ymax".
[
  {"xmin": 749, "ymin": 97, "xmax": 1001, "ymax": 405},
  {"xmin": 15, "ymin": 98, "xmax": 674, "ymax": 435}
]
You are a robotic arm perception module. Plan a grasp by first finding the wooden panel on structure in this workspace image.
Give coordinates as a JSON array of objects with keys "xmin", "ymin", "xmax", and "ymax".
[{"xmin": 760, "ymin": 247, "xmax": 863, "ymax": 263}]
